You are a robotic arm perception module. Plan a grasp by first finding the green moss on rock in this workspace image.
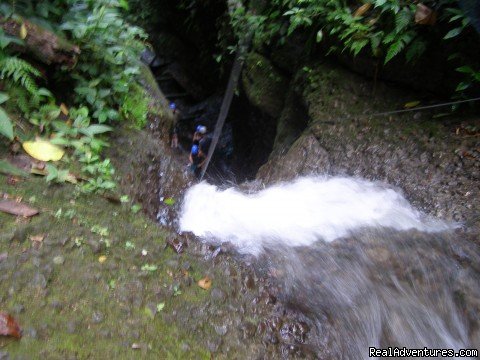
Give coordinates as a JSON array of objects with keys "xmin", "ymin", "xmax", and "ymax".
[{"xmin": 241, "ymin": 52, "xmax": 289, "ymax": 118}]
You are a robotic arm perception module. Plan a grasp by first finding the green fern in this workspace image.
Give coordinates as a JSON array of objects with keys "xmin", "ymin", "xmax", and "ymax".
[
  {"xmin": 395, "ymin": 8, "xmax": 412, "ymax": 32},
  {"xmin": 405, "ymin": 39, "xmax": 426, "ymax": 63},
  {"xmin": 0, "ymin": 56, "xmax": 42, "ymax": 94},
  {"xmin": 5, "ymin": 84, "xmax": 31, "ymax": 114}
]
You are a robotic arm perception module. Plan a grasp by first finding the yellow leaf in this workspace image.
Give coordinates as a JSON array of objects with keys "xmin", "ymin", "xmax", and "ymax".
[
  {"xmin": 29, "ymin": 234, "xmax": 44, "ymax": 242},
  {"xmin": 23, "ymin": 139, "xmax": 65, "ymax": 161},
  {"xmin": 197, "ymin": 276, "xmax": 212, "ymax": 290},
  {"xmin": 98, "ymin": 256, "xmax": 107, "ymax": 263},
  {"xmin": 353, "ymin": 3, "xmax": 372, "ymax": 17},
  {"xmin": 404, "ymin": 101, "xmax": 420, "ymax": 109},
  {"xmin": 60, "ymin": 103, "xmax": 69, "ymax": 116},
  {"xmin": 20, "ymin": 23, "xmax": 28, "ymax": 40}
]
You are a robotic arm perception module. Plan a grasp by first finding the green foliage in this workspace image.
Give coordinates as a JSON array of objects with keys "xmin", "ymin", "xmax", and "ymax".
[
  {"xmin": 45, "ymin": 163, "xmax": 70, "ymax": 183},
  {"xmin": 230, "ymin": 0, "xmax": 478, "ymax": 96},
  {"xmin": 0, "ymin": 56, "xmax": 41, "ymax": 94},
  {"xmin": 0, "ymin": 92, "xmax": 14, "ymax": 140},
  {"xmin": 60, "ymin": 0, "xmax": 147, "ymax": 124},
  {"xmin": 120, "ymin": 83, "xmax": 149, "ymax": 129},
  {"xmin": 455, "ymin": 65, "xmax": 480, "ymax": 93}
]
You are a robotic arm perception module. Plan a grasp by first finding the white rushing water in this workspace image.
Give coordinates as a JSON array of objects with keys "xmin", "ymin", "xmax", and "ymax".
[{"xmin": 179, "ymin": 176, "xmax": 451, "ymax": 255}]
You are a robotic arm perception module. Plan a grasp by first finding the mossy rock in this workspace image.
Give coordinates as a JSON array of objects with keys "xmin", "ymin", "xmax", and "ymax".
[{"xmin": 241, "ymin": 52, "xmax": 289, "ymax": 118}]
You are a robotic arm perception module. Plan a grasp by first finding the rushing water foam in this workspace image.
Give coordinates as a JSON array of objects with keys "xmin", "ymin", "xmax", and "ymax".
[{"xmin": 179, "ymin": 176, "xmax": 450, "ymax": 254}]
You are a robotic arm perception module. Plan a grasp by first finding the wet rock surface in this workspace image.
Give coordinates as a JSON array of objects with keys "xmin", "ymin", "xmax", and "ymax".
[{"xmin": 257, "ymin": 61, "xmax": 480, "ymax": 234}]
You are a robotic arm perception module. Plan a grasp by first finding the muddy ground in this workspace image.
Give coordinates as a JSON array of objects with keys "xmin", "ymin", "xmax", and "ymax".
[{"xmin": 0, "ymin": 124, "xmax": 315, "ymax": 359}]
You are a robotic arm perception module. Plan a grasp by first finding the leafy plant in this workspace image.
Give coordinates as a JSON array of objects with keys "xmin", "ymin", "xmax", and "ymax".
[
  {"xmin": 141, "ymin": 264, "xmax": 158, "ymax": 272},
  {"xmin": 45, "ymin": 163, "xmax": 70, "ymax": 183},
  {"xmin": 0, "ymin": 92, "xmax": 14, "ymax": 140},
  {"xmin": 60, "ymin": 0, "xmax": 147, "ymax": 124}
]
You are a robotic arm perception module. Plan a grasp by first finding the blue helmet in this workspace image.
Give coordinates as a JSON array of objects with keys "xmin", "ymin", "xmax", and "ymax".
[
  {"xmin": 169, "ymin": 102, "xmax": 176, "ymax": 110},
  {"xmin": 196, "ymin": 125, "xmax": 207, "ymax": 134},
  {"xmin": 191, "ymin": 145, "xmax": 199, "ymax": 155}
]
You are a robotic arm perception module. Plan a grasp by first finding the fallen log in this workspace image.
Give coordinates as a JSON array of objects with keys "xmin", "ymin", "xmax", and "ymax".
[{"xmin": 1, "ymin": 16, "xmax": 80, "ymax": 68}]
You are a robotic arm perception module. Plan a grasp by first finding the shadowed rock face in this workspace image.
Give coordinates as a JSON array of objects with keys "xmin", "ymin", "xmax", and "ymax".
[
  {"xmin": 256, "ymin": 134, "xmax": 330, "ymax": 184},
  {"xmin": 254, "ymin": 61, "xmax": 480, "ymax": 233}
]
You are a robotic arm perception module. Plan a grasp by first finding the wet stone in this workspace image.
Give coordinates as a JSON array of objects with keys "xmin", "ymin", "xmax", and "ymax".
[
  {"xmin": 92, "ymin": 311, "xmax": 104, "ymax": 324},
  {"xmin": 214, "ymin": 324, "xmax": 228, "ymax": 336},
  {"xmin": 53, "ymin": 256, "xmax": 65, "ymax": 265},
  {"xmin": 99, "ymin": 330, "xmax": 112, "ymax": 339},
  {"xmin": 12, "ymin": 304, "xmax": 25, "ymax": 314},
  {"xmin": 166, "ymin": 259, "xmax": 179, "ymax": 268},
  {"xmin": 211, "ymin": 288, "xmax": 226, "ymax": 302},
  {"xmin": 207, "ymin": 339, "xmax": 221, "ymax": 353},
  {"xmin": 87, "ymin": 239, "xmax": 104, "ymax": 254},
  {"xmin": 50, "ymin": 299, "xmax": 62, "ymax": 310},
  {"xmin": 24, "ymin": 327, "xmax": 38, "ymax": 339},
  {"xmin": 242, "ymin": 322, "xmax": 257, "ymax": 339},
  {"xmin": 66, "ymin": 321, "xmax": 77, "ymax": 334},
  {"xmin": 0, "ymin": 351, "xmax": 9, "ymax": 360},
  {"xmin": 31, "ymin": 273, "xmax": 47, "ymax": 289}
]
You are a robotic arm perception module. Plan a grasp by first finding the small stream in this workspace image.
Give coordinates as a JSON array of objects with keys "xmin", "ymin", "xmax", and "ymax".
[{"xmin": 179, "ymin": 176, "xmax": 480, "ymax": 358}]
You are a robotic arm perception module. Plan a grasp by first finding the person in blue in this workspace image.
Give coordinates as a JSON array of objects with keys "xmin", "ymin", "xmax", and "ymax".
[
  {"xmin": 188, "ymin": 144, "xmax": 202, "ymax": 177},
  {"xmin": 193, "ymin": 125, "xmax": 207, "ymax": 146}
]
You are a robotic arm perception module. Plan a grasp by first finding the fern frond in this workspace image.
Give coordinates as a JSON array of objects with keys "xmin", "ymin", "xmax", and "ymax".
[
  {"xmin": 6, "ymin": 84, "xmax": 31, "ymax": 115},
  {"xmin": 395, "ymin": 8, "xmax": 412, "ymax": 32},
  {"xmin": 405, "ymin": 39, "xmax": 426, "ymax": 63},
  {"xmin": 0, "ymin": 56, "xmax": 42, "ymax": 94},
  {"xmin": 385, "ymin": 40, "xmax": 405, "ymax": 64}
]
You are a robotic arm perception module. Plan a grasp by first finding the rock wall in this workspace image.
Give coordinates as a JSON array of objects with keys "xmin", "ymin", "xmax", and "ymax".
[{"xmin": 252, "ymin": 60, "xmax": 480, "ymax": 233}]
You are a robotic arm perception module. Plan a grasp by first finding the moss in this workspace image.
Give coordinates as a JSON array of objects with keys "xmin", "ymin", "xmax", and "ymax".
[
  {"xmin": 241, "ymin": 52, "xmax": 289, "ymax": 118},
  {"xmin": 0, "ymin": 173, "xmax": 218, "ymax": 358}
]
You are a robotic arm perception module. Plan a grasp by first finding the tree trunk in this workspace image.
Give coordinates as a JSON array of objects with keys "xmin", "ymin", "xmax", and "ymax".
[{"xmin": 1, "ymin": 17, "xmax": 80, "ymax": 68}]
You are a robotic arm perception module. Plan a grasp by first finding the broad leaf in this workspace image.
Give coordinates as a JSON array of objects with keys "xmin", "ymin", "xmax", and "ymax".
[
  {"xmin": 0, "ymin": 108, "xmax": 14, "ymax": 140},
  {"xmin": 0, "ymin": 92, "xmax": 9, "ymax": 104},
  {"xmin": 22, "ymin": 139, "xmax": 65, "ymax": 161},
  {"xmin": 79, "ymin": 124, "xmax": 113, "ymax": 137}
]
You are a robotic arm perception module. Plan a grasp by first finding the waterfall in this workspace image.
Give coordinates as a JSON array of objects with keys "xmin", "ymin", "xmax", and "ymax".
[{"xmin": 179, "ymin": 176, "xmax": 478, "ymax": 359}]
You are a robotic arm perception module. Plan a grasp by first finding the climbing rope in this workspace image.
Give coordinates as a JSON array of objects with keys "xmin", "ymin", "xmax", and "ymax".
[
  {"xmin": 198, "ymin": 29, "xmax": 479, "ymax": 180},
  {"xmin": 313, "ymin": 96, "xmax": 480, "ymax": 125},
  {"xmin": 199, "ymin": 35, "xmax": 252, "ymax": 181}
]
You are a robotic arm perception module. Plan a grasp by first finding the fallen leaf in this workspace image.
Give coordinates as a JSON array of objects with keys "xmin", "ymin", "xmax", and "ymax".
[
  {"xmin": 23, "ymin": 139, "xmax": 65, "ymax": 162},
  {"xmin": 6, "ymin": 176, "xmax": 21, "ymax": 185},
  {"xmin": 163, "ymin": 197, "xmax": 176, "ymax": 206},
  {"xmin": 0, "ymin": 200, "xmax": 38, "ymax": 217},
  {"xmin": 29, "ymin": 234, "xmax": 44, "ymax": 243},
  {"xmin": 60, "ymin": 103, "xmax": 69, "ymax": 116},
  {"xmin": 198, "ymin": 276, "xmax": 212, "ymax": 290},
  {"xmin": 353, "ymin": 3, "xmax": 372, "ymax": 17},
  {"xmin": 415, "ymin": 3, "xmax": 436, "ymax": 25},
  {"xmin": 102, "ymin": 193, "xmax": 121, "ymax": 204},
  {"xmin": 98, "ymin": 256, "xmax": 107, "ymax": 263},
  {"xmin": 404, "ymin": 101, "xmax": 420, "ymax": 109},
  {"xmin": 0, "ymin": 160, "xmax": 29, "ymax": 177},
  {"xmin": 30, "ymin": 167, "xmax": 48, "ymax": 176},
  {"xmin": 0, "ymin": 312, "xmax": 22, "ymax": 339},
  {"xmin": 19, "ymin": 23, "xmax": 28, "ymax": 39}
]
